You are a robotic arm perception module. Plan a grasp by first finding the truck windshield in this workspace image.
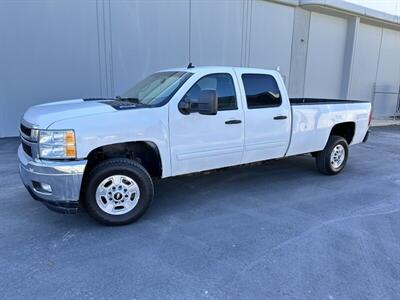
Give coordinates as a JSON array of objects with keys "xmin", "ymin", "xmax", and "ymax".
[{"xmin": 118, "ymin": 71, "xmax": 192, "ymax": 106}]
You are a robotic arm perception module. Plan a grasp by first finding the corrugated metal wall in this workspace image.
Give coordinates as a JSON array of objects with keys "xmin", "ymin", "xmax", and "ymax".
[
  {"xmin": 351, "ymin": 23, "xmax": 400, "ymax": 118},
  {"xmin": 0, "ymin": 0, "xmax": 399, "ymax": 137},
  {"xmin": 304, "ymin": 12, "xmax": 348, "ymax": 99}
]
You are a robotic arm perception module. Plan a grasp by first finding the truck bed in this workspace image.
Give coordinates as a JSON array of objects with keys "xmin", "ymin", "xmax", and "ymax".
[{"xmin": 286, "ymin": 99, "xmax": 371, "ymax": 157}]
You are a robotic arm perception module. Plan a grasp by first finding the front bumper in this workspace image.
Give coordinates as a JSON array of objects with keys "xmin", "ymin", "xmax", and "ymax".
[{"xmin": 18, "ymin": 145, "xmax": 87, "ymax": 214}]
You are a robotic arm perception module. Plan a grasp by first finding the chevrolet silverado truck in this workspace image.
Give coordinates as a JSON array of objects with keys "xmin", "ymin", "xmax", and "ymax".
[{"xmin": 19, "ymin": 66, "xmax": 371, "ymax": 225}]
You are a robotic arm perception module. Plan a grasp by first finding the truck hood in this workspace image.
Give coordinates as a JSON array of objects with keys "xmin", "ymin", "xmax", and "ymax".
[{"xmin": 22, "ymin": 99, "xmax": 117, "ymax": 129}]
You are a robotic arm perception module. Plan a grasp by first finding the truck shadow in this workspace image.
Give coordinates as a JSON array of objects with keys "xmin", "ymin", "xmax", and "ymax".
[
  {"xmin": 19, "ymin": 154, "xmax": 319, "ymax": 230},
  {"xmin": 146, "ymin": 155, "xmax": 319, "ymax": 220}
]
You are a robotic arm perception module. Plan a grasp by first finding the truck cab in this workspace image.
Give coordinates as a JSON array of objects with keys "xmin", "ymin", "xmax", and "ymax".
[
  {"xmin": 171, "ymin": 67, "xmax": 291, "ymax": 175},
  {"xmin": 19, "ymin": 66, "xmax": 371, "ymax": 225}
]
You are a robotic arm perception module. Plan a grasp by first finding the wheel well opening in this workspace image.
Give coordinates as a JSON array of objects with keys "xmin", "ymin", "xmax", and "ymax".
[
  {"xmin": 83, "ymin": 141, "xmax": 162, "ymax": 181},
  {"xmin": 330, "ymin": 122, "xmax": 355, "ymax": 144}
]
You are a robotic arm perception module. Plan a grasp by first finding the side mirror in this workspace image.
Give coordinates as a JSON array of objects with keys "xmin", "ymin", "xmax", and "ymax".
[
  {"xmin": 197, "ymin": 89, "xmax": 218, "ymax": 115},
  {"xmin": 178, "ymin": 97, "xmax": 192, "ymax": 115}
]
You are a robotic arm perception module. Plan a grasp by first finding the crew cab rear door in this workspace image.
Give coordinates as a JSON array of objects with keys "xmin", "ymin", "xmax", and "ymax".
[
  {"xmin": 169, "ymin": 70, "xmax": 245, "ymax": 176},
  {"xmin": 235, "ymin": 69, "xmax": 291, "ymax": 163}
]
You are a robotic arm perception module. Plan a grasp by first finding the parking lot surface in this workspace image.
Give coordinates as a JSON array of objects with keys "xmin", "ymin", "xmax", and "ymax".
[{"xmin": 0, "ymin": 126, "xmax": 399, "ymax": 299}]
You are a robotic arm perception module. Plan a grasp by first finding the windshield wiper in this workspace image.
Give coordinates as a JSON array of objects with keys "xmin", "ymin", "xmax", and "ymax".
[
  {"xmin": 115, "ymin": 96, "xmax": 141, "ymax": 102},
  {"xmin": 114, "ymin": 96, "xmax": 151, "ymax": 107}
]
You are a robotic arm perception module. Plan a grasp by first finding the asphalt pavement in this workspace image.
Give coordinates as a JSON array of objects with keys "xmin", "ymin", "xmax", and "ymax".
[{"xmin": 0, "ymin": 126, "xmax": 399, "ymax": 299}]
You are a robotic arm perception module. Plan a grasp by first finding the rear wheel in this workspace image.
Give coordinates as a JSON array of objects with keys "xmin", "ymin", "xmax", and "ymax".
[
  {"xmin": 316, "ymin": 135, "xmax": 348, "ymax": 175},
  {"xmin": 84, "ymin": 158, "xmax": 154, "ymax": 225}
]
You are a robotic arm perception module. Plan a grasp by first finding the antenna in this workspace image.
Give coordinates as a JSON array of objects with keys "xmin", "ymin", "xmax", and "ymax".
[
  {"xmin": 276, "ymin": 66, "xmax": 280, "ymax": 72},
  {"xmin": 187, "ymin": 62, "xmax": 195, "ymax": 69}
]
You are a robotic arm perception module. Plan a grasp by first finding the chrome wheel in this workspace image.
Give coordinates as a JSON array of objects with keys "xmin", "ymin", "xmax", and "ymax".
[
  {"xmin": 330, "ymin": 144, "xmax": 345, "ymax": 169},
  {"xmin": 95, "ymin": 175, "xmax": 140, "ymax": 215}
]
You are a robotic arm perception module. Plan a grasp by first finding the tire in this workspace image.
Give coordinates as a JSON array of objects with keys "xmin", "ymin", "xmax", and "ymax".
[
  {"xmin": 84, "ymin": 158, "xmax": 154, "ymax": 225},
  {"xmin": 316, "ymin": 135, "xmax": 348, "ymax": 175}
]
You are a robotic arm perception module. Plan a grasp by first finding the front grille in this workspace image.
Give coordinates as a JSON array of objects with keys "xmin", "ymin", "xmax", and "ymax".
[
  {"xmin": 22, "ymin": 142, "xmax": 32, "ymax": 157},
  {"xmin": 20, "ymin": 123, "xmax": 31, "ymax": 138},
  {"xmin": 20, "ymin": 122, "xmax": 38, "ymax": 158}
]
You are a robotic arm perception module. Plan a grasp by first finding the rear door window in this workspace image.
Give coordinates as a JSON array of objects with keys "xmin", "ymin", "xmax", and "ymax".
[{"xmin": 241, "ymin": 74, "xmax": 282, "ymax": 109}]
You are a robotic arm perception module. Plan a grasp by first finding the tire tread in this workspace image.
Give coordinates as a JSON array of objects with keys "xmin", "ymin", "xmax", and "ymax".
[
  {"xmin": 316, "ymin": 135, "xmax": 348, "ymax": 175},
  {"xmin": 84, "ymin": 158, "xmax": 154, "ymax": 225}
]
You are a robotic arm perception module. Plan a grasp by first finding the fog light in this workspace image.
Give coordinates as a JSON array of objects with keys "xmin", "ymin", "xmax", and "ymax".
[
  {"xmin": 32, "ymin": 181, "xmax": 52, "ymax": 194},
  {"xmin": 40, "ymin": 183, "xmax": 52, "ymax": 193}
]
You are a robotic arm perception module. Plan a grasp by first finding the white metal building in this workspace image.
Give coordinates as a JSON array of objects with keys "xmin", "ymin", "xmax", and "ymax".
[{"xmin": 0, "ymin": 0, "xmax": 399, "ymax": 137}]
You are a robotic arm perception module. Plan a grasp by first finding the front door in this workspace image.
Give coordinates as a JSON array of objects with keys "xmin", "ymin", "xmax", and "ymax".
[{"xmin": 169, "ymin": 71, "xmax": 244, "ymax": 176}]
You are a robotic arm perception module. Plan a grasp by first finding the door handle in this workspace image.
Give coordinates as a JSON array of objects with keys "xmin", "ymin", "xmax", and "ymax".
[
  {"xmin": 273, "ymin": 115, "xmax": 287, "ymax": 120},
  {"xmin": 225, "ymin": 119, "xmax": 242, "ymax": 125}
]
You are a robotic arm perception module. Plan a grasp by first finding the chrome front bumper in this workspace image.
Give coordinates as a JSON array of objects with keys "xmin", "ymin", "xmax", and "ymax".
[{"xmin": 18, "ymin": 145, "xmax": 87, "ymax": 214}]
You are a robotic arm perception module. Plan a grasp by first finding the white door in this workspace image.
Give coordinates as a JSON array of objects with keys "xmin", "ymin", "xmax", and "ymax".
[
  {"xmin": 169, "ymin": 72, "xmax": 244, "ymax": 176},
  {"xmin": 235, "ymin": 70, "xmax": 291, "ymax": 163}
]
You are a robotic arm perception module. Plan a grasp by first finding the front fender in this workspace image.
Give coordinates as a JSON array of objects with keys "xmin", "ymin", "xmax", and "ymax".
[{"xmin": 48, "ymin": 107, "xmax": 172, "ymax": 177}]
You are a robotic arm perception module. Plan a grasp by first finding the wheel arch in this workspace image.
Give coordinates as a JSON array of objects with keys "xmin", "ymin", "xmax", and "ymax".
[
  {"xmin": 329, "ymin": 122, "xmax": 356, "ymax": 145},
  {"xmin": 82, "ymin": 141, "xmax": 163, "ymax": 185}
]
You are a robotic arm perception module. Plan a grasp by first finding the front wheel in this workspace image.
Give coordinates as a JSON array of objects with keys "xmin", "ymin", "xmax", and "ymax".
[
  {"xmin": 84, "ymin": 158, "xmax": 154, "ymax": 225},
  {"xmin": 316, "ymin": 135, "xmax": 348, "ymax": 175}
]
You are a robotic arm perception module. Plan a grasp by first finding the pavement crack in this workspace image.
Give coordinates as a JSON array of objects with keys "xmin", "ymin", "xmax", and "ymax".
[
  {"xmin": 228, "ymin": 207, "xmax": 400, "ymax": 285},
  {"xmin": 271, "ymin": 208, "xmax": 400, "ymax": 251}
]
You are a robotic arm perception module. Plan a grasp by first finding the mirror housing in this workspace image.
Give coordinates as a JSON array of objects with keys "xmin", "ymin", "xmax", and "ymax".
[
  {"xmin": 197, "ymin": 89, "xmax": 218, "ymax": 115},
  {"xmin": 178, "ymin": 89, "xmax": 218, "ymax": 115},
  {"xmin": 178, "ymin": 98, "xmax": 192, "ymax": 115}
]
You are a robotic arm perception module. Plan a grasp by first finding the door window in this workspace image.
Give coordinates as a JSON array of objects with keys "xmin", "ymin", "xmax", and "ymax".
[
  {"xmin": 184, "ymin": 73, "xmax": 237, "ymax": 111},
  {"xmin": 242, "ymin": 74, "xmax": 282, "ymax": 109}
]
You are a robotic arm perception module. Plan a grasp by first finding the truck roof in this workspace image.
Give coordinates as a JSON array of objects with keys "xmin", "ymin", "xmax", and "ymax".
[{"xmin": 160, "ymin": 66, "xmax": 281, "ymax": 76}]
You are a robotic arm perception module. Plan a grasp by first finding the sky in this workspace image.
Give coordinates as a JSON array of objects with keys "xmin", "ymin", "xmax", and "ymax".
[{"xmin": 345, "ymin": 0, "xmax": 400, "ymax": 16}]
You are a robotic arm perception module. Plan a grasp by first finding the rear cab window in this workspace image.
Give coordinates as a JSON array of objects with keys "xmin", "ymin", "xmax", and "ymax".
[{"xmin": 241, "ymin": 74, "xmax": 282, "ymax": 109}]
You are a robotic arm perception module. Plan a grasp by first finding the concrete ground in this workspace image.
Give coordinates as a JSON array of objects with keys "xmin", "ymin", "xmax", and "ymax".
[{"xmin": 0, "ymin": 126, "xmax": 399, "ymax": 299}]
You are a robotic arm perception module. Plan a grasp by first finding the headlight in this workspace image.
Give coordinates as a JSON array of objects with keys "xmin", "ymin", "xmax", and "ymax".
[{"xmin": 39, "ymin": 130, "xmax": 76, "ymax": 159}]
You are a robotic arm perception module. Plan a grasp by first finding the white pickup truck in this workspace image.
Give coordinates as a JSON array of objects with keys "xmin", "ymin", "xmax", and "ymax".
[{"xmin": 19, "ymin": 66, "xmax": 371, "ymax": 225}]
